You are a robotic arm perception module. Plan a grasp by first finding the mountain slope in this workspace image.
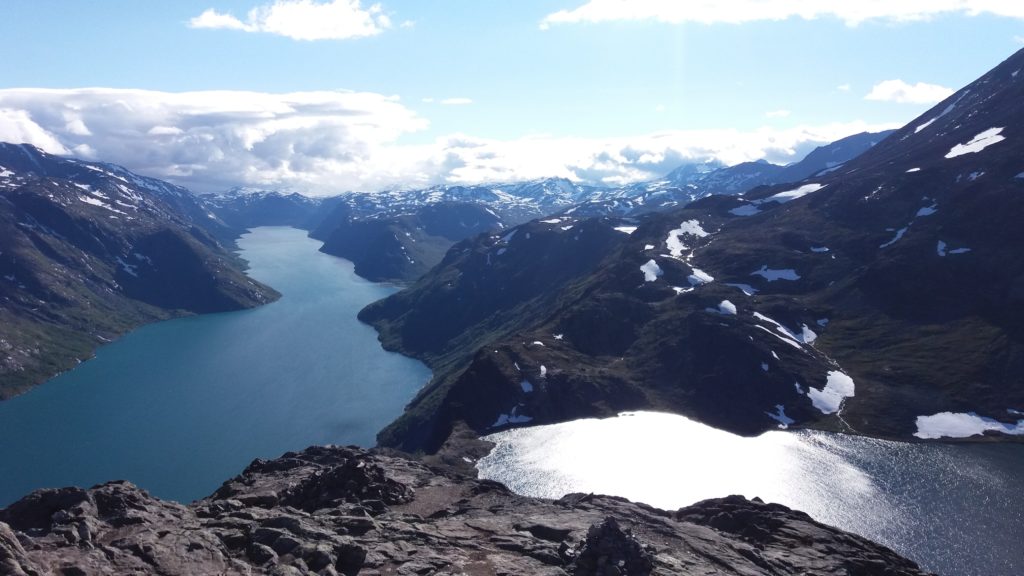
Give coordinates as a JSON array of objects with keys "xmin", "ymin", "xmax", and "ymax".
[
  {"xmin": 0, "ymin": 144, "xmax": 277, "ymax": 398},
  {"xmin": 317, "ymin": 202, "xmax": 506, "ymax": 282},
  {"xmin": 364, "ymin": 49, "xmax": 1024, "ymax": 451}
]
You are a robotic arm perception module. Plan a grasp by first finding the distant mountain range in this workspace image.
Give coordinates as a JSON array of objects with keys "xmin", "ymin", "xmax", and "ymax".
[
  {"xmin": 362, "ymin": 49, "xmax": 1024, "ymax": 452},
  {"xmin": 205, "ymin": 130, "xmax": 890, "ymax": 283},
  {"xmin": 0, "ymin": 144, "xmax": 277, "ymax": 398}
]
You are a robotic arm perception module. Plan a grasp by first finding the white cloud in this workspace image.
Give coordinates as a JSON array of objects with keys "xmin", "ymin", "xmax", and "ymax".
[
  {"xmin": 865, "ymin": 79, "xmax": 954, "ymax": 104},
  {"xmin": 1015, "ymin": 35, "xmax": 1024, "ymax": 44},
  {"xmin": 765, "ymin": 109, "xmax": 791, "ymax": 118},
  {"xmin": 541, "ymin": 0, "xmax": 1024, "ymax": 28},
  {"xmin": 0, "ymin": 88, "xmax": 896, "ymax": 195},
  {"xmin": 188, "ymin": 0, "xmax": 392, "ymax": 41},
  {"xmin": 439, "ymin": 98, "xmax": 473, "ymax": 106},
  {"xmin": 837, "ymin": 83, "xmax": 852, "ymax": 92}
]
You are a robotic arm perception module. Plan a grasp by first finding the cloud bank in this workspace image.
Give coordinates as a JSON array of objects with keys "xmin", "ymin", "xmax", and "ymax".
[
  {"xmin": 541, "ymin": 0, "xmax": 1024, "ymax": 28},
  {"xmin": 865, "ymin": 79, "xmax": 954, "ymax": 104},
  {"xmin": 189, "ymin": 0, "xmax": 392, "ymax": 41},
  {"xmin": 0, "ymin": 88, "xmax": 895, "ymax": 195}
]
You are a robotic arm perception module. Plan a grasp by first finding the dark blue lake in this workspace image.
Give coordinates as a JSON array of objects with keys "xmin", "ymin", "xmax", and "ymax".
[{"xmin": 0, "ymin": 227, "xmax": 431, "ymax": 506}]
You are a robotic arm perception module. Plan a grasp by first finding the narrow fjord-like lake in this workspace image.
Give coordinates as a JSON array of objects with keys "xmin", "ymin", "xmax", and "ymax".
[
  {"xmin": 2, "ymin": 227, "xmax": 1021, "ymax": 576},
  {"xmin": 0, "ymin": 227, "xmax": 430, "ymax": 506}
]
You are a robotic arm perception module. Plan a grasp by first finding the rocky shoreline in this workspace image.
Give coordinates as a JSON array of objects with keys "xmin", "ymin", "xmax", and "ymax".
[{"xmin": 1, "ymin": 445, "xmax": 933, "ymax": 575}]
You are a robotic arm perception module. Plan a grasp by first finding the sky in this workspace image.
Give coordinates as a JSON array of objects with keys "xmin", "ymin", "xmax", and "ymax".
[{"xmin": 0, "ymin": 0, "xmax": 1022, "ymax": 195}]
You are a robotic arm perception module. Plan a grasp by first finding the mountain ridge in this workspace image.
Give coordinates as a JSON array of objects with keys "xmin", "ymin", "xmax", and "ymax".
[{"xmin": 362, "ymin": 48, "xmax": 1024, "ymax": 452}]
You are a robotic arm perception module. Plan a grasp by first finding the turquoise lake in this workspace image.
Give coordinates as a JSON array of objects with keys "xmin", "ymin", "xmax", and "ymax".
[{"xmin": 0, "ymin": 227, "xmax": 431, "ymax": 506}]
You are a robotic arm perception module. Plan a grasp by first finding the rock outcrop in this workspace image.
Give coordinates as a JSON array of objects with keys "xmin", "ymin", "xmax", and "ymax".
[{"xmin": 1, "ymin": 445, "xmax": 932, "ymax": 575}]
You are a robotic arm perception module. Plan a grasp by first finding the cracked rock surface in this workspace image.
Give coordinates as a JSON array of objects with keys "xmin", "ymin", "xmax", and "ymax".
[{"xmin": 1, "ymin": 445, "xmax": 932, "ymax": 575}]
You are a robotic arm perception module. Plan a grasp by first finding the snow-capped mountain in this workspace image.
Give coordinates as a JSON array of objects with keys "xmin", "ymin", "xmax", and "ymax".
[{"xmin": 362, "ymin": 48, "xmax": 1024, "ymax": 452}]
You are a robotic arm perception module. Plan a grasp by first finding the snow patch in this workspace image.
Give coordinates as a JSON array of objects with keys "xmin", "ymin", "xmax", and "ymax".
[
  {"xmin": 644, "ymin": 244, "xmax": 655, "ymax": 250},
  {"xmin": 725, "ymin": 283, "xmax": 758, "ymax": 296},
  {"xmin": 540, "ymin": 218, "xmax": 561, "ymax": 224},
  {"xmin": 491, "ymin": 406, "xmax": 533, "ymax": 428},
  {"xmin": 945, "ymin": 127, "xmax": 1005, "ymax": 159},
  {"xmin": 520, "ymin": 380, "xmax": 534, "ymax": 393},
  {"xmin": 760, "ymin": 362, "xmax": 769, "ymax": 372},
  {"xmin": 717, "ymin": 300, "xmax": 737, "ymax": 315},
  {"xmin": 614, "ymin": 226, "xmax": 637, "ymax": 235},
  {"xmin": 916, "ymin": 202, "xmax": 938, "ymax": 217},
  {"xmin": 666, "ymin": 220, "xmax": 709, "ymax": 258},
  {"xmin": 729, "ymin": 204, "xmax": 761, "ymax": 217},
  {"xmin": 879, "ymin": 226, "xmax": 908, "ymax": 249},
  {"xmin": 766, "ymin": 405, "xmax": 795, "ymax": 429},
  {"xmin": 914, "ymin": 412, "xmax": 1024, "ymax": 439},
  {"xmin": 905, "ymin": 167, "xmax": 921, "ymax": 173},
  {"xmin": 687, "ymin": 267, "xmax": 714, "ymax": 286},
  {"xmin": 807, "ymin": 370, "xmax": 856, "ymax": 414},
  {"xmin": 810, "ymin": 246, "xmax": 830, "ymax": 253},
  {"xmin": 751, "ymin": 266, "xmax": 800, "ymax": 282},
  {"xmin": 816, "ymin": 318, "xmax": 829, "ymax": 327},
  {"xmin": 640, "ymin": 259, "xmax": 663, "ymax": 282}
]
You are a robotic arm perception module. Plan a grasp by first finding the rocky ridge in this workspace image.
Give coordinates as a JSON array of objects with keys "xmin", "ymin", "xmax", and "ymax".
[{"xmin": 0, "ymin": 445, "xmax": 931, "ymax": 576}]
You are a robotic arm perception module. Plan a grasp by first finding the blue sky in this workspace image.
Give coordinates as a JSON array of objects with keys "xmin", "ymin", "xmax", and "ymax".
[{"xmin": 0, "ymin": 1, "xmax": 1022, "ymax": 194}]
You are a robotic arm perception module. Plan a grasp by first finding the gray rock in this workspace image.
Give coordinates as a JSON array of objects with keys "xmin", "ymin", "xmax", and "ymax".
[{"xmin": 0, "ymin": 445, "xmax": 934, "ymax": 576}]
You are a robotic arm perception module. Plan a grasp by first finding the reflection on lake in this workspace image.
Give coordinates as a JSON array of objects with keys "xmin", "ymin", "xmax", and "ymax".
[{"xmin": 477, "ymin": 411, "xmax": 1024, "ymax": 576}]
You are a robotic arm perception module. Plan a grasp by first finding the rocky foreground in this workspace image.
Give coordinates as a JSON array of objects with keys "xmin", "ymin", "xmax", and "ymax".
[{"xmin": 0, "ymin": 445, "xmax": 931, "ymax": 575}]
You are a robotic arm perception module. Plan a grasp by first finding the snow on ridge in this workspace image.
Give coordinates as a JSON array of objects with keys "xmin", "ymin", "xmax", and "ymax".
[
  {"xmin": 729, "ymin": 184, "xmax": 825, "ymax": 218},
  {"xmin": 640, "ymin": 259, "xmax": 663, "ymax": 282},
  {"xmin": 807, "ymin": 370, "xmax": 855, "ymax": 414},
  {"xmin": 945, "ymin": 127, "xmax": 1006, "ymax": 159},
  {"xmin": 751, "ymin": 265, "xmax": 800, "ymax": 282},
  {"xmin": 766, "ymin": 183, "xmax": 825, "ymax": 203},
  {"xmin": 614, "ymin": 226, "xmax": 638, "ymax": 235},
  {"xmin": 915, "ymin": 90, "xmax": 967, "ymax": 134},
  {"xmin": 914, "ymin": 412, "xmax": 1024, "ymax": 439}
]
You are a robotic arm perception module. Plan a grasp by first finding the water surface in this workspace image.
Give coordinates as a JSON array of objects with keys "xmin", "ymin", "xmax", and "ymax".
[
  {"xmin": 478, "ymin": 411, "xmax": 1023, "ymax": 576},
  {"xmin": 0, "ymin": 227, "xmax": 430, "ymax": 506}
]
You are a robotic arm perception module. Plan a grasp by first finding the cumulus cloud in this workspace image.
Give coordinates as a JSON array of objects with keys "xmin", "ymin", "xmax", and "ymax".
[
  {"xmin": 865, "ymin": 79, "xmax": 954, "ymax": 104},
  {"xmin": 0, "ymin": 88, "xmax": 896, "ymax": 195},
  {"xmin": 541, "ymin": 0, "xmax": 1024, "ymax": 28},
  {"xmin": 188, "ymin": 0, "xmax": 392, "ymax": 41}
]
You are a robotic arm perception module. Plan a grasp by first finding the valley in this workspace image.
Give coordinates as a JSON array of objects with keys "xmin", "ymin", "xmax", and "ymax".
[{"xmin": 1, "ymin": 14, "xmax": 1023, "ymax": 573}]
